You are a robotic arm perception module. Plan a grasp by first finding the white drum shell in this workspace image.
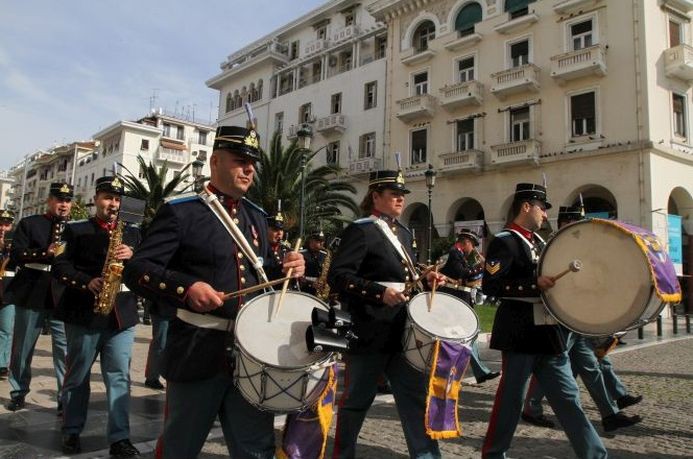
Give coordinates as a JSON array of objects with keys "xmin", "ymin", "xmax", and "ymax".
[
  {"xmin": 402, "ymin": 292, "xmax": 479, "ymax": 372},
  {"xmin": 234, "ymin": 291, "xmax": 334, "ymax": 412}
]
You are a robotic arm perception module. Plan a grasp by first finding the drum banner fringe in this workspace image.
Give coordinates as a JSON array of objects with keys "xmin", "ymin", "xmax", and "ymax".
[
  {"xmin": 277, "ymin": 365, "xmax": 337, "ymax": 459},
  {"xmin": 593, "ymin": 219, "xmax": 682, "ymax": 303},
  {"xmin": 424, "ymin": 340, "xmax": 472, "ymax": 439}
]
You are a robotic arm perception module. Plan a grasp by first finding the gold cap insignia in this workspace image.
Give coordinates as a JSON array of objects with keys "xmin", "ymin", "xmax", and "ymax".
[
  {"xmin": 275, "ymin": 212, "xmax": 284, "ymax": 222},
  {"xmin": 111, "ymin": 177, "xmax": 123, "ymax": 189},
  {"xmin": 0, "ymin": 210, "xmax": 11, "ymax": 218},
  {"xmin": 396, "ymin": 170, "xmax": 405, "ymax": 184},
  {"xmin": 244, "ymin": 130, "xmax": 259, "ymax": 149},
  {"xmin": 60, "ymin": 184, "xmax": 71, "ymax": 193}
]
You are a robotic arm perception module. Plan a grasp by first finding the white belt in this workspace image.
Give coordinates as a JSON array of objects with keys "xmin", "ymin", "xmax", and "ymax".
[
  {"xmin": 176, "ymin": 309, "xmax": 233, "ymax": 332},
  {"xmin": 304, "ymin": 276, "xmax": 318, "ymax": 282},
  {"xmin": 25, "ymin": 263, "xmax": 51, "ymax": 272},
  {"xmin": 377, "ymin": 282, "xmax": 406, "ymax": 291},
  {"xmin": 3, "ymin": 271, "xmax": 14, "ymax": 278},
  {"xmin": 447, "ymin": 284, "xmax": 476, "ymax": 293}
]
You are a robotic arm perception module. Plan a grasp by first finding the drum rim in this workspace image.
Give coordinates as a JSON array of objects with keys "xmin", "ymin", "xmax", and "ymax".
[
  {"xmin": 406, "ymin": 291, "xmax": 480, "ymax": 341},
  {"xmin": 234, "ymin": 290, "xmax": 336, "ymax": 370}
]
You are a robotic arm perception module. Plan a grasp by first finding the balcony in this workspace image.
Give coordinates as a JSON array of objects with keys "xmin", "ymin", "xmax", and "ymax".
[
  {"xmin": 444, "ymin": 32, "xmax": 482, "ymax": 52},
  {"xmin": 553, "ymin": 0, "xmax": 601, "ymax": 14},
  {"xmin": 332, "ymin": 25, "xmax": 360, "ymax": 44},
  {"xmin": 550, "ymin": 45, "xmax": 607, "ymax": 84},
  {"xmin": 156, "ymin": 149, "xmax": 187, "ymax": 165},
  {"xmin": 316, "ymin": 114, "xmax": 347, "ymax": 135},
  {"xmin": 348, "ymin": 157, "xmax": 382, "ymax": 174},
  {"xmin": 438, "ymin": 150, "xmax": 483, "ymax": 174},
  {"xmin": 490, "ymin": 64, "xmax": 540, "ymax": 100},
  {"xmin": 439, "ymin": 81, "xmax": 483, "ymax": 110},
  {"xmin": 664, "ymin": 44, "xmax": 693, "ymax": 83},
  {"xmin": 490, "ymin": 139, "xmax": 541, "ymax": 166},
  {"xmin": 494, "ymin": 12, "xmax": 539, "ymax": 35},
  {"xmin": 304, "ymin": 39, "xmax": 329, "ymax": 56},
  {"xmin": 396, "ymin": 94, "xmax": 437, "ymax": 122},
  {"xmin": 400, "ymin": 47, "xmax": 436, "ymax": 66},
  {"xmin": 662, "ymin": 0, "xmax": 693, "ymax": 12}
]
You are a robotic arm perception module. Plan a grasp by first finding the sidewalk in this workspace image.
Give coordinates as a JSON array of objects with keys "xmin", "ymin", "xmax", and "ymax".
[{"xmin": 0, "ymin": 317, "xmax": 691, "ymax": 458}]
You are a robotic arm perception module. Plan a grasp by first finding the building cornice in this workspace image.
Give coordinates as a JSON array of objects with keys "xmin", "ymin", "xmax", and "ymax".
[
  {"xmin": 92, "ymin": 120, "xmax": 161, "ymax": 140},
  {"xmin": 367, "ymin": 0, "xmax": 433, "ymax": 22}
]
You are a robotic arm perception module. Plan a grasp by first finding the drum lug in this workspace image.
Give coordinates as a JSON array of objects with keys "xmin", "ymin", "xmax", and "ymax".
[{"xmin": 260, "ymin": 366, "xmax": 268, "ymax": 404}]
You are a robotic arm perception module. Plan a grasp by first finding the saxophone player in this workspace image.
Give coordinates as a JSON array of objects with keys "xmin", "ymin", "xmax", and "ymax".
[
  {"xmin": 53, "ymin": 176, "xmax": 141, "ymax": 457},
  {"xmin": 299, "ymin": 231, "xmax": 327, "ymax": 296},
  {"xmin": 0, "ymin": 209, "xmax": 16, "ymax": 380}
]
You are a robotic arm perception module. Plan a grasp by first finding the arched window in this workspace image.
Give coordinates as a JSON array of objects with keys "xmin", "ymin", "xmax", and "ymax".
[
  {"xmin": 504, "ymin": 0, "xmax": 535, "ymax": 19},
  {"xmin": 455, "ymin": 3, "xmax": 482, "ymax": 37},
  {"xmin": 234, "ymin": 90, "xmax": 242, "ymax": 109},
  {"xmin": 257, "ymin": 79, "xmax": 263, "ymax": 100},
  {"xmin": 412, "ymin": 20, "xmax": 436, "ymax": 52},
  {"xmin": 248, "ymin": 83, "xmax": 256, "ymax": 103},
  {"xmin": 225, "ymin": 93, "xmax": 233, "ymax": 113}
]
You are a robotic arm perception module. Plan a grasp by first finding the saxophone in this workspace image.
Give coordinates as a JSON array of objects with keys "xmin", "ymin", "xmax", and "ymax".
[
  {"xmin": 314, "ymin": 248, "xmax": 332, "ymax": 301},
  {"xmin": 94, "ymin": 220, "xmax": 125, "ymax": 315}
]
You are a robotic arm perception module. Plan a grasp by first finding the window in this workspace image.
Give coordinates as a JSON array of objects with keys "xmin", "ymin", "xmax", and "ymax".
[
  {"xmin": 140, "ymin": 139, "xmax": 149, "ymax": 151},
  {"xmin": 344, "ymin": 11, "xmax": 355, "ymax": 27},
  {"xmin": 413, "ymin": 21, "xmax": 436, "ymax": 52},
  {"xmin": 673, "ymin": 93, "xmax": 687, "ymax": 138},
  {"xmin": 413, "ymin": 71, "xmax": 429, "ymax": 95},
  {"xmin": 571, "ymin": 92, "xmax": 596, "ymax": 137},
  {"xmin": 669, "ymin": 20, "xmax": 682, "ymax": 48},
  {"xmin": 102, "ymin": 168, "xmax": 107, "ymax": 177},
  {"xmin": 176, "ymin": 125, "xmax": 184, "ymax": 141},
  {"xmin": 364, "ymin": 81, "xmax": 377, "ymax": 110},
  {"xmin": 505, "ymin": 0, "xmax": 536, "ymax": 19},
  {"xmin": 376, "ymin": 36, "xmax": 387, "ymax": 59},
  {"xmin": 359, "ymin": 132, "xmax": 376, "ymax": 158},
  {"xmin": 198, "ymin": 150, "xmax": 207, "ymax": 162},
  {"xmin": 317, "ymin": 25, "xmax": 327, "ymax": 40},
  {"xmin": 571, "ymin": 20, "xmax": 593, "ymax": 50},
  {"xmin": 411, "ymin": 129, "xmax": 427, "ymax": 164},
  {"xmin": 299, "ymin": 103, "xmax": 312, "ymax": 123},
  {"xmin": 510, "ymin": 107, "xmax": 530, "ymax": 142},
  {"xmin": 331, "ymin": 93, "xmax": 342, "ymax": 114},
  {"xmin": 290, "ymin": 40, "xmax": 300, "ymax": 60},
  {"xmin": 198, "ymin": 131, "xmax": 208, "ymax": 145},
  {"xmin": 77, "ymin": 178, "xmax": 81, "ymax": 187},
  {"xmin": 458, "ymin": 57, "xmax": 475, "ymax": 82},
  {"xmin": 510, "ymin": 40, "xmax": 529, "ymax": 67},
  {"xmin": 225, "ymin": 93, "xmax": 233, "ymax": 112},
  {"xmin": 275, "ymin": 112, "xmax": 284, "ymax": 134},
  {"xmin": 163, "ymin": 123, "xmax": 171, "ymax": 137},
  {"xmin": 90, "ymin": 173, "xmax": 95, "ymax": 185},
  {"xmin": 327, "ymin": 141, "xmax": 340, "ymax": 165},
  {"xmin": 456, "ymin": 119, "xmax": 475, "ymax": 151},
  {"xmin": 138, "ymin": 165, "xmax": 146, "ymax": 179},
  {"xmin": 454, "ymin": 3, "xmax": 482, "ymax": 37}
]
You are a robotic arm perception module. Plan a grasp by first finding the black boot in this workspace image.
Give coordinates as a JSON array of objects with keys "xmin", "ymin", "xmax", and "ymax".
[
  {"xmin": 6, "ymin": 396, "xmax": 25, "ymax": 411},
  {"xmin": 109, "ymin": 439, "xmax": 140, "ymax": 458},
  {"xmin": 62, "ymin": 434, "xmax": 81, "ymax": 454}
]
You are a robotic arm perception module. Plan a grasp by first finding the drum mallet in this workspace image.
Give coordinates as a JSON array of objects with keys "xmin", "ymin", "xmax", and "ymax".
[{"xmin": 552, "ymin": 259, "xmax": 582, "ymax": 282}]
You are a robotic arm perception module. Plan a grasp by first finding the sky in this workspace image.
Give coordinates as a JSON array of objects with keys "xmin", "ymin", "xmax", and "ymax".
[{"xmin": 0, "ymin": 0, "xmax": 326, "ymax": 170}]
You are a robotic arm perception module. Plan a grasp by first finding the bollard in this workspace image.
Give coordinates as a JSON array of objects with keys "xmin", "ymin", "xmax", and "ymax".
[
  {"xmin": 673, "ymin": 315, "xmax": 678, "ymax": 334},
  {"xmin": 657, "ymin": 316, "xmax": 663, "ymax": 337},
  {"xmin": 638, "ymin": 326, "xmax": 644, "ymax": 340}
]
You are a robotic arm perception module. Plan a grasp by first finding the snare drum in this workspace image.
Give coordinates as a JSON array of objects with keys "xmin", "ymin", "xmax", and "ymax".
[
  {"xmin": 234, "ymin": 291, "xmax": 336, "ymax": 412},
  {"xmin": 402, "ymin": 292, "xmax": 479, "ymax": 372},
  {"xmin": 539, "ymin": 219, "xmax": 681, "ymax": 336}
]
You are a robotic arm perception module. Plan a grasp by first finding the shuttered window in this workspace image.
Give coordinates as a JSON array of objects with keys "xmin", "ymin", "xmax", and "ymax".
[
  {"xmin": 571, "ymin": 92, "xmax": 596, "ymax": 136},
  {"xmin": 455, "ymin": 3, "xmax": 482, "ymax": 37}
]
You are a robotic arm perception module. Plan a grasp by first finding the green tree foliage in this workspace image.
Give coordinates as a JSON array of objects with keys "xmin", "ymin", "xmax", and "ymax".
[{"xmin": 69, "ymin": 197, "xmax": 90, "ymax": 221}]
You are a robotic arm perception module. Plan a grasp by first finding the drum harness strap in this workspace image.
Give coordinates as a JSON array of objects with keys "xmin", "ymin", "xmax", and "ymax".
[{"xmin": 372, "ymin": 217, "xmax": 424, "ymax": 292}]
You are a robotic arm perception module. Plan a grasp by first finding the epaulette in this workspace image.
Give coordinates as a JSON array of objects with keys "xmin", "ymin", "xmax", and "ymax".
[
  {"xmin": 319, "ymin": 249, "xmax": 328, "ymax": 254},
  {"xmin": 166, "ymin": 192, "xmax": 198, "ymax": 205},
  {"xmin": 353, "ymin": 216, "xmax": 376, "ymax": 225},
  {"xmin": 242, "ymin": 197, "xmax": 267, "ymax": 216},
  {"xmin": 67, "ymin": 219, "xmax": 88, "ymax": 225},
  {"xmin": 495, "ymin": 231, "xmax": 512, "ymax": 238}
]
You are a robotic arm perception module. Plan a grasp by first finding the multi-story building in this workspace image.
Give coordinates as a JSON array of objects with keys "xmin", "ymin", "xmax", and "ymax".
[
  {"xmin": 206, "ymin": 0, "xmax": 388, "ymax": 174},
  {"xmin": 0, "ymin": 171, "xmax": 14, "ymax": 211}
]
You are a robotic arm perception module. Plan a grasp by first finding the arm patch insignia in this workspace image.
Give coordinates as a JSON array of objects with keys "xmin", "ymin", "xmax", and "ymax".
[{"xmin": 485, "ymin": 260, "xmax": 501, "ymax": 275}]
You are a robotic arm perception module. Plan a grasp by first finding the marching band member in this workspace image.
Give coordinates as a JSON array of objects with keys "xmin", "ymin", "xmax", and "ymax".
[
  {"xmin": 265, "ymin": 210, "xmax": 288, "ymax": 280},
  {"xmin": 481, "ymin": 183, "xmax": 607, "ymax": 459},
  {"xmin": 0, "ymin": 209, "xmax": 16, "ymax": 379},
  {"xmin": 122, "ymin": 125, "xmax": 304, "ymax": 459},
  {"xmin": 53, "ymin": 176, "xmax": 141, "ymax": 457},
  {"xmin": 300, "ymin": 231, "xmax": 327, "ymax": 296},
  {"xmin": 5, "ymin": 182, "xmax": 73, "ymax": 413},
  {"xmin": 328, "ymin": 169, "xmax": 445, "ymax": 459}
]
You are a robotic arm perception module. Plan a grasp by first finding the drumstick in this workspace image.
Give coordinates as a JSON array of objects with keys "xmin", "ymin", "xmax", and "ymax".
[
  {"xmin": 552, "ymin": 259, "xmax": 582, "ymax": 282},
  {"xmin": 428, "ymin": 265, "xmax": 438, "ymax": 312},
  {"xmin": 273, "ymin": 238, "xmax": 302, "ymax": 319},
  {"xmin": 221, "ymin": 275, "xmax": 293, "ymax": 300},
  {"xmin": 403, "ymin": 263, "xmax": 439, "ymax": 295}
]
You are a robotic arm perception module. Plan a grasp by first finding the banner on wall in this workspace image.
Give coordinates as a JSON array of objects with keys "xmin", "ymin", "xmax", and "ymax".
[{"xmin": 668, "ymin": 214, "xmax": 683, "ymax": 276}]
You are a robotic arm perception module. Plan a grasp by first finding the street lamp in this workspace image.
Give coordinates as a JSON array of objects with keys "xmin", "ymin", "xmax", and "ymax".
[
  {"xmin": 424, "ymin": 163, "xmax": 437, "ymax": 264},
  {"xmin": 296, "ymin": 123, "xmax": 314, "ymax": 239},
  {"xmin": 191, "ymin": 159, "xmax": 205, "ymax": 193}
]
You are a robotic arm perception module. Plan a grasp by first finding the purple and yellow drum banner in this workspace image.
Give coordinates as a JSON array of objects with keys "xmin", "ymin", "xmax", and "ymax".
[
  {"xmin": 425, "ymin": 340, "xmax": 471, "ymax": 439},
  {"xmin": 278, "ymin": 366, "xmax": 337, "ymax": 459},
  {"xmin": 594, "ymin": 219, "xmax": 682, "ymax": 303}
]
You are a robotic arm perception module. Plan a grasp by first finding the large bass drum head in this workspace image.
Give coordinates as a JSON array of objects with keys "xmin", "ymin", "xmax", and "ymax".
[
  {"xmin": 539, "ymin": 220, "xmax": 653, "ymax": 336},
  {"xmin": 408, "ymin": 292, "xmax": 479, "ymax": 342}
]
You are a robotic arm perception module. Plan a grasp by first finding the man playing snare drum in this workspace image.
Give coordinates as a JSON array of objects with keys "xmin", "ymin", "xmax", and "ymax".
[
  {"xmin": 123, "ymin": 125, "xmax": 304, "ymax": 459},
  {"xmin": 328, "ymin": 169, "xmax": 446, "ymax": 459}
]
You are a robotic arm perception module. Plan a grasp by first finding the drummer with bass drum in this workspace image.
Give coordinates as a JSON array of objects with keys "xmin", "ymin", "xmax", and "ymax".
[
  {"xmin": 327, "ymin": 169, "xmax": 446, "ymax": 459},
  {"xmin": 123, "ymin": 124, "xmax": 305, "ymax": 459}
]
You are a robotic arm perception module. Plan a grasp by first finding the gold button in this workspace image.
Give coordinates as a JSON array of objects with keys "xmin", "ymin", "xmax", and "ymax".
[
  {"xmin": 240, "ymin": 277, "xmax": 246, "ymax": 284},
  {"xmin": 176, "ymin": 286, "xmax": 184, "ymax": 295},
  {"xmin": 531, "ymin": 284, "xmax": 536, "ymax": 289},
  {"xmin": 82, "ymin": 285, "xmax": 86, "ymax": 289},
  {"xmin": 239, "ymin": 265, "xmax": 246, "ymax": 271},
  {"xmin": 518, "ymin": 286, "xmax": 523, "ymax": 291},
  {"xmin": 348, "ymin": 284, "xmax": 355, "ymax": 289},
  {"xmin": 42, "ymin": 252, "xmax": 46, "ymax": 256},
  {"xmin": 23, "ymin": 252, "xmax": 27, "ymax": 256},
  {"xmin": 376, "ymin": 294, "xmax": 381, "ymax": 299},
  {"xmin": 361, "ymin": 290, "xmax": 367, "ymax": 295},
  {"xmin": 505, "ymin": 286, "xmax": 510, "ymax": 290},
  {"xmin": 405, "ymin": 276, "xmax": 410, "ymax": 281},
  {"xmin": 143, "ymin": 275, "xmax": 150, "ymax": 282},
  {"xmin": 233, "ymin": 218, "xmax": 240, "ymax": 224},
  {"xmin": 159, "ymin": 282, "xmax": 166, "ymax": 290},
  {"xmin": 232, "ymin": 208, "xmax": 237, "ymax": 215},
  {"xmin": 62, "ymin": 276, "xmax": 67, "ymax": 281},
  {"xmin": 71, "ymin": 280, "xmax": 76, "ymax": 285},
  {"xmin": 238, "ymin": 253, "xmax": 244, "ymax": 259}
]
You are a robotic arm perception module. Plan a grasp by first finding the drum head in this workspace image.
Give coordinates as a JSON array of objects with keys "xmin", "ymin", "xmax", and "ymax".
[
  {"xmin": 235, "ymin": 291, "xmax": 329, "ymax": 368},
  {"xmin": 539, "ymin": 220, "xmax": 653, "ymax": 335},
  {"xmin": 407, "ymin": 292, "xmax": 479, "ymax": 341}
]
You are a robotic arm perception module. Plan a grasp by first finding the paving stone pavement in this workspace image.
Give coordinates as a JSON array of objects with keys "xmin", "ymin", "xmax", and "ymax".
[{"xmin": 0, "ymin": 321, "xmax": 691, "ymax": 458}]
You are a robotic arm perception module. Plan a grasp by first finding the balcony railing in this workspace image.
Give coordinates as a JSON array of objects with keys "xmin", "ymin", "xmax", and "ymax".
[
  {"xmin": 490, "ymin": 64, "xmax": 540, "ymax": 99},
  {"xmin": 348, "ymin": 157, "xmax": 382, "ymax": 174},
  {"xmin": 332, "ymin": 25, "xmax": 360, "ymax": 44},
  {"xmin": 439, "ymin": 81, "xmax": 484, "ymax": 109},
  {"xmin": 156, "ymin": 149, "xmax": 187, "ymax": 165},
  {"xmin": 400, "ymin": 47, "xmax": 436, "ymax": 66},
  {"xmin": 664, "ymin": 44, "xmax": 693, "ymax": 83},
  {"xmin": 304, "ymin": 39, "xmax": 329, "ymax": 56},
  {"xmin": 490, "ymin": 139, "xmax": 541, "ymax": 166},
  {"xmin": 444, "ymin": 32, "xmax": 483, "ymax": 52},
  {"xmin": 550, "ymin": 45, "xmax": 606, "ymax": 83},
  {"xmin": 326, "ymin": 63, "xmax": 352, "ymax": 77},
  {"xmin": 396, "ymin": 94, "xmax": 437, "ymax": 122},
  {"xmin": 494, "ymin": 12, "xmax": 539, "ymax": 35},
  {"xmin": 316, "ymin": 114, "xmax": 347, "ymax": 135},
  {"xmin": 438, "ymin": 150, "xmax": 483, "ymax": 174}
]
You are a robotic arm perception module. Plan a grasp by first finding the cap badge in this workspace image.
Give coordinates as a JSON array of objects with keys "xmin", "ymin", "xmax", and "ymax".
[
  {"xmin": 60, "ymin": 184, "xmax": 71, "ymax": 193},
  {"xmin": 244, "ymin": 130, "xmax": 259, "ymax": 149}
]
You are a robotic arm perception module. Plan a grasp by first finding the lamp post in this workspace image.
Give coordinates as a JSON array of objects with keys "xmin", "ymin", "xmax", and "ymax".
[
  {"xmin": 296, "ymin": 123, "xmax": 314, "ymax": 239},
  {"xmin": 191, "ymin": 159, "xmax": 205, "ymax": 193},
  {"xmin": 424, "ymin": 164, "xmax": 437, "ymax": 264}
]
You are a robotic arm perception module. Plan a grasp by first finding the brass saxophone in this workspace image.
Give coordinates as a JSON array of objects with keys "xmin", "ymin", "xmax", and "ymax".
[
  {"xmin": 314, "ymin": 248, "xmax": 332, "ymax": 301},
  {"xmin": 94, "ymin": 220, "xmax": 125, "ymax": 315}
]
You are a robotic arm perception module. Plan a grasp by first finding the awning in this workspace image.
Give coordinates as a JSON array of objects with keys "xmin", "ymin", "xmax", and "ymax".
[{"xmin": 160, "ymin": 140, "xmax": 186, "ymax": 151}]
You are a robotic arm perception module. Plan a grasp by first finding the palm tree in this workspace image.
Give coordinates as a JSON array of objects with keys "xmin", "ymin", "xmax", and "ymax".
[
  {"xmin": 118, "ymin": 155, "xmax": 193, "ymax": 226},
  {"xmin": 247, "ymin": 132, "xmax": 358, "ymax": 237}
]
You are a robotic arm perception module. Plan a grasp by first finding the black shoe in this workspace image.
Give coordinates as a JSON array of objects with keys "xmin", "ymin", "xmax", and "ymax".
[
  {"xmin": 62, "ymin": 434, "xmax": 81, "ymax": 454},
  {"xmin": 616, "ymin": 394, "xmax": 643, "ymax": 410},
  {"xmin": 6, "ymin": 396, "xmax": 25, "ymax": 411},
  {"xmin": 602, "ymin": 412, "xmax": 642, "ymax": 432},
  {"xmin": 476, "ymin": 371, "xmax": 501, "ymax": 384},
  {"xmin": 109, "ymin": 439, "xmax": 140, "ymax": 458},
  {"xmin": 144, "ymin": 379, "xmax": 165, "ymax": 390},
  {"xmin": 521, "ymin": 412, "xmax": 555, "ymax": 429},
  {"xmin": 0, "ymin": 367, "xmax": 8, "ymax": 379},
  {"xmin": 57, "ymin": 401, "xmax": 63, "ymax": 417}
]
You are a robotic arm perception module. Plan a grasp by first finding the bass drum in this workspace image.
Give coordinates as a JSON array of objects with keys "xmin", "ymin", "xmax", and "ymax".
[{"xmin": 538, "ymin": 219, "xmax": 675, "ymax": 336}]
